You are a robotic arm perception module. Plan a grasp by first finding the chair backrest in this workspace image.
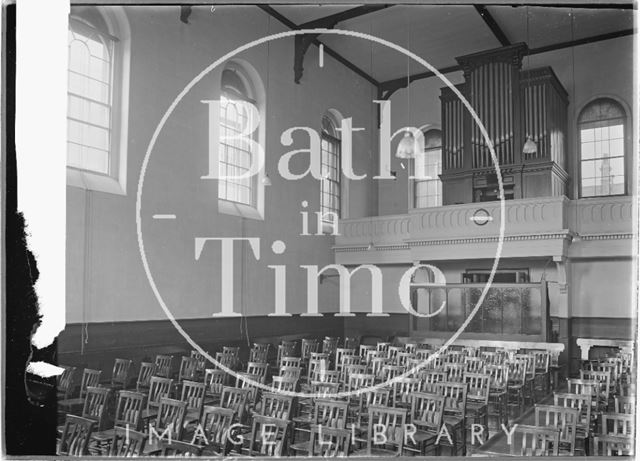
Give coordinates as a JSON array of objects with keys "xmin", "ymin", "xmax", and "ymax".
[
  {"xmin": 445, "ymin": 363, "xmax": 465, "ymax": 382},
  {"xmin": 464, "ymin": 356, "xmax": 485, "ymax": 373},
  {"xmin": 155, "ymin": 397, "xmax": 187, "ymax": 441},
  {"xmin": 465, "ymin": 372, "xmax": 491, "ymax": 405},
  {"xmin": 553, "ymin": 392, "xmax": 592, "ymax": 428},
  {"xmin": 308, "ymin": 358, "xmax": 329, "ymax": 381},
  {"xmin": 485, "ymin": 364, "xmax": 509, "ymax": 391},
  {"xmin": 593, "ymin": 435, "xmax": 634, "ymax": 456},
  {"xmin": 204, "ymin": 368, "xmax": 227, "ymax": 397},
  {"xmin": 366, "ymin": 405, "xmax": 407, "ymax": 455},
  {"xmin": 533, "ymin": 351, "xmax": 550, "ymax": 373},
  {"xmin": 301, "ymin": 339, "xmax": 319, "ymax": 360},
  {"xmin": 81, "ymin": 386, "xmax": 111, "ymax": 430},
  {"xmin": 112, "ymin": 358, "xmax": 132, "ymax": 388},
  {"xmin": 534, "ymin": 404, "xmax": 579, "ymax": 453},
  {"xmin": 437, "ymin": 381, "xmax": 467, "ymax": 419},
  {"xmin": 579, "ymin": 369, "xmax": 611, "ymax": 399},
  {"xmin": 404, "ymin": 343, "xmax": 418, "ymax": 354},
  {"xmin": 510, "ymin": 424, "xmax": 560, "ymax": 456},
  {"xmin": 394, "ymin": 351, "xmax": 415, "ymax": 368},
  {"xmin": 392, "ymin": 377, "xmax": 422, "ymax": 407},
  {"xmin": 190, "ymin": 350, "xmax": 207, "ymax": 372},
  {"xmin": 147, "ymin": 376, "xmax": 173, "ymax": 411},
  {"xmin": 280, "ymin": 356, "xmax": 302, "ymax": 369},
  {"xmin": 601, "ymin": 412, "xmax": 634, "ymax": 436},
  {"xmin": 114, "ymin": 390, "xmax": 145, "ymax": 430},
  {"xmin": 343, "ymin": 364, "xmax": 367, "ymax": 383},
  {"xmin": 411, "ymin": 392, "xmax": 444, "ymax": 432},
  {"xmin": 109, "ymin": 426, "xmax": 147, "ymax": 457},
  {"xmin": 322, "ymin": 338, "xmax": 338, "ymax": 357},
  {"xmin": 246, "ymin": 361, "xmax": 269, "ymax": 383},
  {"xmin": 335, "ymin": 348, "xmax": 355, "ymax": 368},
  {"xmin": 215, "ymin": 351, "xmax": 238, "ymax": 370},
  {"xmin": 507, "ymin": 359, "xmax": 527, "ymax": 385},
  {"xmin": 199, "ymin": 405, "xmax": 235, "ymax": 448},
  {"xmin": 58, "ymin": 414, "xmax": 95, "ymax": 456},
  {"xmin": 136, "ymin": 362, "xmax": 155, "ymax": 392},
  {"xmin": 79, "ymin": 368, "xmax": 102, "ymax": 398},
  {"xmin": 419, "ymin": 370, "xmax": 448, "ymax": 392},
  {"xmin": 348, "ymin": 373, "xmax": 375, "ymax": 394},
  {"xmin": 220, "ymin": 386, "xmax": 249, "ymax": 421},
  {"xmin": 154, "ymin": 355, "xmax": 173, "ymax": 378},
  {"xmin": 57, "ymin": 365, "xmax": 76, "ymax": 399},
  {"xmin": 310, "ymin": 381, "xmax": 341, "ymax": 397},
  {"xmin": 480, "ymin": 351, "xmax": 502, "ymax": 365},
  {"xmin": 614, "ymin": 396, "xmax": 635, "ymax": 414},
  {"xmin": 566, "ymin": 378, "xmax": 600, "ymax": 407},
  {"xmin": 247, "ymin": 414, "xmax": 289, "ymax": 456},
  {"xmin": 369, "ymin": 357, "xmax": 389, "ymax": 378},
  {"xmin": 387, "ymin": 345, "xmax": 404, "ymax": 361},
  {"xmin": 235, "ymin": 372, "xmax": 260, "ymax": 406},
  {"xmin": 279, "ymin": 365, "xmax": 302, "ymax": 381},
  {"xmin": 344, "ymin": 337, "xmax": 359, "ymax": 350},
  {"xmin": 309, "ymin": 425, "xmax": 351, "ymax": 457},
  {"xmin": 222, "ymin": 346, "xmax": 240, "ymax": 356},
  {"xmin": 355, "ymin": 388, "xmax": 391, "ymax": 426},
  {"xmin": 249, "ymin": 347, "xmax": 269, "ymax": 364},
  {"xmin": 178, "ymin": 356, "xmax": 200, "ymax": 382},
  {"xmin": 259, "ymin": 392, "xmax": 294, "ymax": 420},
  {"xmin": 314, "ymin": 399, "xmax": 349, "ymax": 428},
  {"xmin": 277, "ymin": 344, "xmax": 297, "ymax": 367},
  {"xmin": 376, "ymin": 342, "xmax": 390, "ymax": 353},
  {"xmin": 381, "ymin": 364, "xmax": 405, "ymax": 382},
  {"xmin": 445, "ymin": 351, "xmax": 465, "ymax": 364},
  {"xmin": 312, "ymin": 368, "xmax": 340, "ymax": 384},
  {"xmin": 181, "ymin": 380, "xmax": 206, "ymax": 414},
  {"xmin": 359, "ymin": 344, "xmax": 375, "ymax": 360},
  {"xmin": 271, "ymin": 376, "xmax": 297, "ymax": 393}
]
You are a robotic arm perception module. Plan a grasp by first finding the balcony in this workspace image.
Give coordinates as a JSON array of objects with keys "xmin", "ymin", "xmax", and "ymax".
[{"xmin": 334, "ymin": 195, "xmax": 632, "ymax": 264}]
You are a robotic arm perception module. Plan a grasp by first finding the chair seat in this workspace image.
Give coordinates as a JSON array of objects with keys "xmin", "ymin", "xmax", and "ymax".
[
  {"xmin": 141, "ymin": 408, "xmax": 158, "ymax": 421},
  {"xmin": 443, "ymin": 415, "xmax": 464, "ymax": 428},
  {"xmin": 289, "ymin": 441, "xmax": 310, "ymax": 453},
  {"xmin": 467, "ymin": 402, "xmax": 487, "ymax": 413},
  {"xmin": 412, "ymin": 429, "xmax": 437, "ymax": 444},
  {"xmin": 91, "ymin": 428, "xmax": 115, "ymax": 442}
]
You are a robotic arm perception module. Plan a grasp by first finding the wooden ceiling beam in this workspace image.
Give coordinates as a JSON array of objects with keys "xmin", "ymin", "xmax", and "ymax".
[{"xmin": 474, "ymin": 5, "xmax": 511, "ymax": 46}]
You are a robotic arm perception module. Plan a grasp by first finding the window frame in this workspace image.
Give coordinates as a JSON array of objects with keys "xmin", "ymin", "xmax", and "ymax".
[
  {"xmin": 66, "ymin": 6, "xmax": 130, "ymax": 196},
  {"xmin": 320, "ymin": 114, "xmax": 342, "ymax": 230},
  {"xmin": 577, "ymin": 97, "xmax": 630, "ymax": 199},
  {"xmin": 216, "ymin": 60, "xmax": 266, "ymax": 221},
  {"xmin": 410, "ymin": 127, "xmax": 443, "ymax": 209}
]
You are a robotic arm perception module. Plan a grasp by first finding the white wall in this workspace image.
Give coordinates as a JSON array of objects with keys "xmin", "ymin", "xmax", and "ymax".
[{"xmin": 66, "ymin": 6, "xmax": 377, "ymax": 323}]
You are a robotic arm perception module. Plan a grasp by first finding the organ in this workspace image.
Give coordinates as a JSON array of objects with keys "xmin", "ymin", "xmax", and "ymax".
[{"xmin": 440, "ymin": 43, "xmax": 568, "ymax": 205}]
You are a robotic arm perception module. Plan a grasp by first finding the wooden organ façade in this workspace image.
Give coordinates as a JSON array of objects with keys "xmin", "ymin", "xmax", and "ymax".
[{"xmin": 440, "ymin": 43, "xmax": 568, "ymax": 205}]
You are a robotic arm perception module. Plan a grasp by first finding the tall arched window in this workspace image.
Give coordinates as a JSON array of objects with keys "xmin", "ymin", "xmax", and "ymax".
[
  {"xmin": 67, "ymin": 6, "xmax": 130, "ymax": 194},
  {"xmin": 578, "ymin": 98, "xmax": 627, "ymax": 197},
  {"xmin": 414, "ymin": 129, "xmax": 442, "ymax": 208},
  {"xmin": 320, "ymin": 114, "xmax": 341, "ymax": 224},
  {"xmin": 219, "ymin": 65, "xmax": 259, "ymax": 207}
]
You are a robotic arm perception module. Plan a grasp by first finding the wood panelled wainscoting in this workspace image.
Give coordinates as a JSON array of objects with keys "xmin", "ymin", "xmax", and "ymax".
[
  {"xmin": 57, "ymin": 316, "xmax": 343, "ymax": 382},
  {"xmin": 58, "ymin": 314, "xmax": 634, "ymax": 382}
]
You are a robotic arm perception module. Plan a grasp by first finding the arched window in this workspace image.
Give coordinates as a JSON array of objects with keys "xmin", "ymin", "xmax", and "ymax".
[
  {"xmin": 578, "ymin": 98, "xmax": 627, "ymax": 197},
  {"xmin": 218, "ymin": 65, "xmax": 259, "ymax": 207},
  {"xmin": 320, "ymin": 113, "xmax": 341, "ymax": 223},
  {"xmin": 413, "ymin": 129, "xmax": 442, "ymax": 208},
  {"xmin": 67, "ymin": 6, "xmax": 130, "ymax": 194}
]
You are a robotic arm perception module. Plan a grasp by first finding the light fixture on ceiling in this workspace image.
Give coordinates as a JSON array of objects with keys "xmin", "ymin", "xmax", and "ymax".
[
  {"xmin": 395, "ymin": 16, "xmax": 417, "ymax": 160},
  {"xmin": 522, "ymin": 6, "xmax": 538, "ymax": 156}
]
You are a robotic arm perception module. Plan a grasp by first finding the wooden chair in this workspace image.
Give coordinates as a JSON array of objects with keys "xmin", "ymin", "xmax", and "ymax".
[
  {"xmin": 507, "ymin": 359, "xmax": 527, "ymax": 417},
  {"xmin": 177, "ymin": 356, "xmax": 200, "ymax": 383},
  {"xmin": 387, "ymin": 345, "xmax": 404, "ymax": 363},
  {"xmin": 593, "ymin": 434, "xmax": 634, "ymax": 456},
  {"xmin": 515, "ymin": 353, "xmax": 536, "ymax": 405},
  {"xmin": 136, "ymin": 362, "xmax": 155, "ymax": 393},
  {"xmin": 359, "ymin": 344, "xmax": 375, "ymax": 362},
  {"xmin": 181, "ymin": 380, "xmax": 206, "ymax": 424},
  {"xmin": 246, "ymin": 361, "xmax": 269, "ymax": 383},
  {"xmin": 271, "ymin": 376, "xmax": 297, "ymax": 393},
  {"xmin": 346, "ymin": 373, "xmax": 375, "ymax": 405},
  {"xmin": 279, "ymin": 365, "xmax": 302, "ymax": 381},
  {"xmin": 154, "ymin": 355, "xmax": 173, "ymax": 378},
  {"xmin": 614, "ymin": 395, "xmax": 634, "ymax": 414},
  {"xmin": 404, "ymin": 392, "xmax": 444, "ymax": 456},
  {"xmin": 437, "ymin": 381, "xmax": 467, "ymax": 456},
  {"xmin": 58, "ymin": 414, "xmax": 95, "ymax": 456},
  {"xmin": 445, "ymin": 362, "xmax": 466, "ymax": 382},
  {"xmin": 257, "ymin": 392, "xmax": 294, "ymax": 420},
  {"xmin": 190, "ymin": 350, "xmax": 207, "ymax": 374},
  {"xmin": 108, "ymin": 426, "xmax": 147, "ymax": 457},
  {"xmin": 445, "ymin": 351, "xmax": 465, "ymax": 364},
  {"xmin": 338, "ymin": 354, "xmax": 361, "ymax": 381},
  {"xmin": 308, "ymin": 425, "xmax": 351, "ymax": 457},
  {"xmin": 249, "ymin": 343, "xmax": 270, "ymax": 363},
  {"xmin": 381, "ymin": 364, "xmax": 405, "ymax": 383},
  {"xmin": 344, "ymin": 337, "xmax": 359, "ymax": 350},
  {"xmin": 533, "ymin": 350, "xmax": 551, "ymax": 398},
  {"xmin": 280, "ymin": 356, "xmax": 302, "ymax": 370},
  {"xmin": 394, "ymin": 351, "xmax": 415, "ymax": 368},
  {"xmin": 553, "ymin": 392, "xmax": 592, "ymax": 455},
  {"xmin": 143, "ymin": 376, "xmax": 173, "ymax": 421},
  {"xmin": 151, "ymin": 397, "xmax": 187, "ymax": 444},
  {"xmin": 323, "ymin": 337, "xmax": 340, "ymax": 358},
  {"xmin": 464, "ymin": 356, "xmax": 485, "ymax": 373},
  {"xmin": 567, "ymin": 378, "xmax": 601, "ymax": 414},
  {"xmin": 419, "ymin": 370, "xmax": 448, "ymax": 393},
  {"xmin": 376, "ymin": 341, "xmax": 390, "ymax": 354},
  {"xmin": 369, "ymin": 357, "xmax": 390, "ymax": 381},
  {"xmin": 242, "ymin": 414, "xmax": 289, "ymax": 456},
  {"xmin": 111, "ymin": 358, "xmax": 133, "ymax": 389},
  {"xmin": 352, "ymin": 405, "xmax": 407, "ymax": 456},
  {"xmin": 204, "ymin": 368, "xmax": 226, "ymax": 404},
  {"xmin": 215, "ymin": 351, "xmax": 238, "ymax": 370},
  {"xmin": 220, "ymin": 386, "xmax": 249, "ymax": 422},
  {"xmin": 486, "ymin": 364, "xmax": 509, "ymax": 430},
  {"xmin": 510, "ymin": 424, "xmax": 560, "ymax": 456},
  {"xmin": 342, "ymin": 364, "xmax": 367, "ymax": 384},
  {"xmin": 392, "ymin": 377, "xmax": 422, "ymax": 409},
  {"xmin": 114, "ymin": 390, "xmax": 145, "ymax": 430},
  {"xmin": 290, "ymin": 399, "xmax": 348, "ymax": 453},
  {"xmin": 197, "ymin": 405, "xmax": 235, "ymax": 455},
  {"xmin": 59, "ymin": 368, "xmax": 102, "ymax": 412},
  {"xmin": 277, "ymin": 344, "xmax": 297, "ymax": 369},
  {"xmin": 535, "ymin": 404, "xmax": 579, "ymax": 455},
  {"xmin": 301, "ymin": 339, "xmax": 319, "ymax": 362},
  {"xmin": 601, "ymin": 412, "xmax": 634, "ymax": 437},
  {"xmin": 464, "ymin": 372, "xmax": 490, "ymax": 436},
  {"xmin": 81, "ymin": 386, "xmax": 111, "ymax": 431},
  {"xmin": 351, "ymin": 388, "xmax": 391, "ymax": 442},
  {"xmin": 405, "ymin": 343, "xmax": 418, "ymax": 354},
  {"xmin": 335, "ymin": 348, "xmax": 355, "ymax": 371},
  {"xmin": 57, "ymin": 365, "xmax": 76, "ymax": 400},
  {"xmin": 235, "ymin": 372, "xmax": 261, "ymax": 411},
  {"xmin": 580, "ymin": 369, "xmax": 611, "ymax": 410}
]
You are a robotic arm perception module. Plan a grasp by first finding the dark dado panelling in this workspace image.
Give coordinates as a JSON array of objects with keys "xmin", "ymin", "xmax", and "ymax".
[
  {"xmin": 344, "ymin": 313, "xmax": 411, "ymax": 343},
  {"xmin": 57, "ymin": 316, "xmax": 343, "ymax": 381}
]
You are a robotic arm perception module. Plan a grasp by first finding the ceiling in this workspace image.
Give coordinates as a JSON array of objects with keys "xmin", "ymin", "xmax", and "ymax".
[{"xmin": 269, "ymin": 4, "xmax": 634, "ymax": 84}]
